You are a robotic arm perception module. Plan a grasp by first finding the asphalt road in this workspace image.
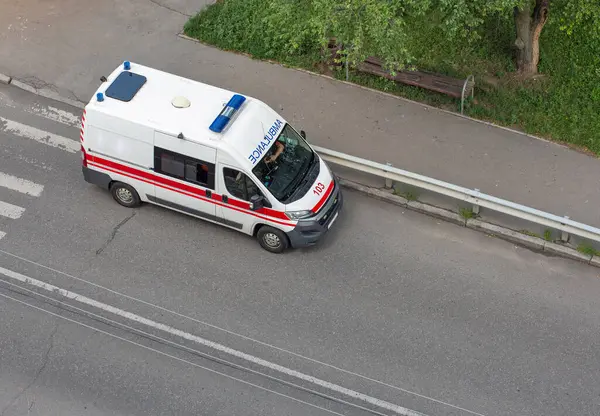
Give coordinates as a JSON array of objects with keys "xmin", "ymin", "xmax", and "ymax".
[
  {"xmin": 1, "ymin": 84, "xmax": 600, "ymax": 416},
  {"xmin": 2, "ymin": 0, "xmax": 600, "ymax": 228},
  {"xmin": 0, "ymin": 284, "xmax": 358, "ymax": 416}
]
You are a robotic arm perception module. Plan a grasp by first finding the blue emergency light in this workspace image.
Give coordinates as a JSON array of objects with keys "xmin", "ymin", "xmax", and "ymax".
[
  {"xmin": 209, "ymin": 94, "xmax": 246, "ymax": 133},
  {"xmin": 97, "ymin": 92, "xmax": 104, "ymax": 102},
  {"xmin": 124, "ymin": 61, "xmax": 131, "ymax": 70}
]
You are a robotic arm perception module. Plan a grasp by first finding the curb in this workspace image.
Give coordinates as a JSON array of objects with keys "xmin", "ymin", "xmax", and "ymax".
[
  {"xmin": 337, "ymin": 177, "xmax": 600, "ymax": 268},
  {"xmin": 0, "ymin": 73, "xmax": 11, "ymax": 85},
  {"xmin": 0, "ymin": 72, "xmax": 85, "ymax": 109}
]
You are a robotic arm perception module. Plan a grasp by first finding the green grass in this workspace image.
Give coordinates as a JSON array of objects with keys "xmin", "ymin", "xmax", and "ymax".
[
  {"xmin": 577, "ymin": 242, "xmax": 600, "ymax": 257},
  {"xmin": 393, "ymin": 188, "xmax": 419, "ymax": 201},
  {"xmin": 519, "ymin": 229, "xmax": 554, "ymax": 241},
  {"xmin": 520, "ymin": 229, "xmax": 541, "ymax": 238},
  {"xmin": 184, "ymin": 1, "xmax": 600, "ymax": 155},
  {"xmin": 459, "ymin": 207, "xmax": 476, "ymax": 220}
]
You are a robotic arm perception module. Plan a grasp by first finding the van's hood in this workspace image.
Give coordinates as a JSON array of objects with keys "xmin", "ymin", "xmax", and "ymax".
[{"xmin": 284, "ymin": 155, "xmax": 335, "ymax": 215}]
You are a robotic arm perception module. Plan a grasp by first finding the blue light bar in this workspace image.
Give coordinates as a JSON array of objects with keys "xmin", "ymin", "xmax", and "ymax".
[{"xmin": 209, "ymin": 94, "xmax": 247, "ymax": 133}]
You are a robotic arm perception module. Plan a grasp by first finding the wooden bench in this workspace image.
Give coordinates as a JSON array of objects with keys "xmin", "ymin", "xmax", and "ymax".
[{"xmin": 325, "ymin": 42, "xmax": 475, "ymax": 114}]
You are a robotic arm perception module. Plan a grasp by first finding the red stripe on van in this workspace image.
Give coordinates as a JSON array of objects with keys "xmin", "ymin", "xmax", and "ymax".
[
  {"xmin": 80, "ymin": 110, "xmax": 86, "ymax": 143},
  {"xmin": 88, "ymin": 161, "xmax": 295, "ymax": 227},
  {"xmin": 311, "ymin": 180, "xmax": 334, "ymax": 213},
  {"xmin": 87, "ymin": 156, "xmax": 295, "ymax": 226}
]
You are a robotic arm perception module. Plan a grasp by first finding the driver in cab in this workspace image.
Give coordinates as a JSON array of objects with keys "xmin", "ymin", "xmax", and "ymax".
[{"xmin": 265, "ymin": 131, "xmax": 299, "ymax": 163}]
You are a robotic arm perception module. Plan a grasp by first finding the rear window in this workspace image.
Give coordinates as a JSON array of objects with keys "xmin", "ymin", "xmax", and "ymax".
[{"xmin": 105, "ymin": 71, "xmax": 147, "ymax": 102}]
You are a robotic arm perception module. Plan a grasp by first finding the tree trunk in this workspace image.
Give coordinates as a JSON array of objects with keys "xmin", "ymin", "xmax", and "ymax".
[{"xmin": 514, "ymin": 0, "xmax": 549, "ymax": 75}]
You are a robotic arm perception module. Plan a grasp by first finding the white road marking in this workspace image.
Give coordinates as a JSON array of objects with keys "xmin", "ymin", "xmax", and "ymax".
[
  {"xmin": 30, "ymin": 103, "xmax": 82, "ymax": 128},
  {"xmin": 0, "ymin": 172, "xmax": 44, "ymax": 197},
  {"xmin": 2, "ymin": 279, "xmax": 389, "ymax": 416},
  {"xmin": 0, "ymin": 201, "xmax": 25, "ymax": 219},
  {"xmin": 0, "ymin": 231, "xmax": 5, "ymax": 240},
  {"xmin": 0, "ymin": 117, "xmax": 79, "ymax": 153},
  {"xmin": 0, "ymin": 266, "xmax": 428, "ymax": 416},
  {"xmin": 31, "ymin": 104, "xmax": 81, "ymax": 129},
  {"xmin": 0, "ymin": 249, "xmax": 484, "ymax": 416},
  {"xmin": 0, "ymin": 291, "xmax": 349, "ymax": 416},
  {"xmin": 0, "ymin": 92, "xmax": 81, "ymax": 127}
]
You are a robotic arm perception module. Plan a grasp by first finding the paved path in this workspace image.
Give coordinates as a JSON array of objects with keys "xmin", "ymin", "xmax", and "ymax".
[
  {"xmin": 1, "ymin": 0, "xmax": 599, "ymax": 227},
  {"xmin": 2, "ymin": 83, "xmax": 600, "ymax": 416}
]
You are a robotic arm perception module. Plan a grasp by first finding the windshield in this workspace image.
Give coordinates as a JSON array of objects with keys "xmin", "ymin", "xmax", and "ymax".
[{"xmin": 251, "ymin": 123, "xmax": 315, "ymax": 203}]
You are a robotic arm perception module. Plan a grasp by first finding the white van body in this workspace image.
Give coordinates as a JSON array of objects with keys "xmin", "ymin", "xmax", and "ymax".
[{"xmin": 81, "ymin": 61, "xmax": 343, "ymax": 252}]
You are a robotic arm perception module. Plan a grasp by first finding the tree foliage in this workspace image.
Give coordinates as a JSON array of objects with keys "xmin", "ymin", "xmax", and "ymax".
[
  {"xmin": 320, "ymin": 0, "xmax": 600, "ymax": 73},
  {"xmin": 557, "ymin": 0, "xmax": 600, "ymax": 37},
  {"xmin": 186, "ymin": 0, "xmax": 600, "ymax": 73},
  {"xmin": 288, "ymin": 0, "xmax": 528, "ymax": 70},
  {"xmin": 184, "ymin": 0, "xmax": 600, "ymax": 152}
]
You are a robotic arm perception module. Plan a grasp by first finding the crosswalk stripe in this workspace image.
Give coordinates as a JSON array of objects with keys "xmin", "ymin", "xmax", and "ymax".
[
  {"xmin": 0, "ymin": 200, "xmax": 25, "ymax": 219},
  {"xmin": 29, "ymin": 103, "xmax": 82, "ymax": 128},
  {"xmin": 0, "ymin": 117, "xmax": 79, "ymax": 153},
  {"xmin": 0, "ymin": 172, "xmax": 44, "ymax": 197},
  {"xmin": 0, "ymin": 231, "xmax": 5, "ymax": 240},
  {"xmin": 0, "ymin": 91, "xmax": 81, "ymax": 128}
]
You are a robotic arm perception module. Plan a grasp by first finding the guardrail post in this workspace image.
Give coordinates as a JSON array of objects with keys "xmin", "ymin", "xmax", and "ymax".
[
  {"xmin": 561, "ymin": 216, "xmax": 570, "ymax": 242},
  {"xmin": 472, "ymin": 189, "xmax": 481, "ymax": 215},
  {"xmin": 385, "ymin": 162, "xmax": 393, "ymax": 189}
]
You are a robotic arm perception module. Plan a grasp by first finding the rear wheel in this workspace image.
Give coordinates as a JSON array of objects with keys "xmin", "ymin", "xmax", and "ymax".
[
  {"xmin": 110, "ymin": 182, "xmax": 141, "ymax": 208},
  {"xmin": 257, "ymin": 226, "xmax": 289, "ymax": 254}
]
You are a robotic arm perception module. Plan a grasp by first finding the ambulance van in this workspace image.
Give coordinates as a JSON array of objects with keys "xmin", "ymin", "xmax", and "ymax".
[{"xmin": 81, "ymin": 61, "xmax": 343, "ymax": 253}]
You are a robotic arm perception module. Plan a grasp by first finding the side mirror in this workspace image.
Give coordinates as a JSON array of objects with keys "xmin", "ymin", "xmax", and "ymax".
[
  {"xmin": 300, "ymin": 130, "xmax": 306, "ymax": 139},
  {"xmin": 249, "ymin": 194, "xmax": 264, "ymax": 211}
]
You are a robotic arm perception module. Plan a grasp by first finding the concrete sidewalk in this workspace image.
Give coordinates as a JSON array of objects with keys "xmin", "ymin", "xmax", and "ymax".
[{"xmin": 2, "ymin": 0, "xmax": 599, "ymax": 227}]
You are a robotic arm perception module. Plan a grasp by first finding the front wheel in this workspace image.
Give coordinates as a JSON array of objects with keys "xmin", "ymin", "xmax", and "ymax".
[
  {"xmin": 110, "ymin": 182, "xmax": 141, "ymax": 208},
  {"xmin": 257, "ymin": 226, "xmax": 289, "ymax": 254}
]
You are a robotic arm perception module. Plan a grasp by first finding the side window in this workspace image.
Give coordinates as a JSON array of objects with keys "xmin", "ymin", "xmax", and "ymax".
[
  {"xmin": 160, "ymin": 153, "xmax": 185, "ymax": 178},
  {"xmin": 244, "ymin": 176, "xmax": 260, "ymax": 199},
  {"xmin": 184, "ymin": 160, "xmax": 210, "ymax": 185},
  {"xmin": 223, "ymin": 168, "xmax": 267, "ymax": 204},
  {"xmin": 154, "ymin": 147, "xmax": 215, "ymax": 189},
  {"xmin": 223, "ymin": 168, "xmax": 247, "ymax": 200}
]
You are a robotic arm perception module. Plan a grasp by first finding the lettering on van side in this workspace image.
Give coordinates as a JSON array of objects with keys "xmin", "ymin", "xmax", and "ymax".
[{"xmin": 248, "ymin": 119, "xmax": 284, "ymax": 165}]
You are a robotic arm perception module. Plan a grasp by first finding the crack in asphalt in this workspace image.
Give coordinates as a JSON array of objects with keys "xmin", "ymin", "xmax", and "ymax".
[
  {"xmin": 64, "ymin": 88, "xmax": 86, "ymax": 105},
  {"xmin": 17, "ymin": 76, "xmax": 56, "ymax": 92},
  {"xmin": 0, "ymin": 323, "xmax": 60, "ymax": 416},
  {"xmin": 96, "ymin": 211, "xmax": 137, "ymax": 256},
  {"xmin": 148, "ymin": 0, "xmax": 192, "ymax": 17},
  {"xmin": 13, "ymin": 76, "xmax": 86, "ymax": 105}
]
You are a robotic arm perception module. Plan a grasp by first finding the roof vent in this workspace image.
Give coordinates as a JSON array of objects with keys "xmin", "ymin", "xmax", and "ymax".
[{"xmin": 172, "ymin": 96, "xmax": 191, "ymax": 109}]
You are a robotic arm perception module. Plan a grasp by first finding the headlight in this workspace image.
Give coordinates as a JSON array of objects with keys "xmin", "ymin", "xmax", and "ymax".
[{"xmin": 285, "ymin": 210, "xmax": 313, "ymax": 220}]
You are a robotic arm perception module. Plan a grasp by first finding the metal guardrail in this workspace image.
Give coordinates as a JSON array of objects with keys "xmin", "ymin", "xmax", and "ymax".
[{"xmin": 313, "ymin": 146, "xmax": 600, "ymax": 244}]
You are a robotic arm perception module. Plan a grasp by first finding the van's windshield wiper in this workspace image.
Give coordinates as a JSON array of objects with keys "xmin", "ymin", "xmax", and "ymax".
[{"xmin": 284, "ymin": 154, "xmax": 316, "ymax": 201}]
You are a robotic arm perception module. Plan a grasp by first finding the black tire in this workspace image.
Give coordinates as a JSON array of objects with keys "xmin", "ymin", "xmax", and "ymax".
[
  {"xmin": 257, "ymin": 226, "xmax": 289, "ymax": 254},
  {"xmin": 110, "ymin": 182, "xmax": 141, "ymax": 208}
]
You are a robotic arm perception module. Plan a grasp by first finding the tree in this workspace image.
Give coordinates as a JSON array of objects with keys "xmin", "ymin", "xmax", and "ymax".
[
  {"xmin": 307, "ymin": 0, "xmax": 525, "ymax": 72},
  {"xmin": 304, "ymin": 0, "xmax": 599, "ymax": 76},
  {"xmin": 513, "ymin": 1, "xmax": 549, "ymax": 75},
  {"xmin": 513, "ymin": 0, "xmax": 600, "ymax": 75}
]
